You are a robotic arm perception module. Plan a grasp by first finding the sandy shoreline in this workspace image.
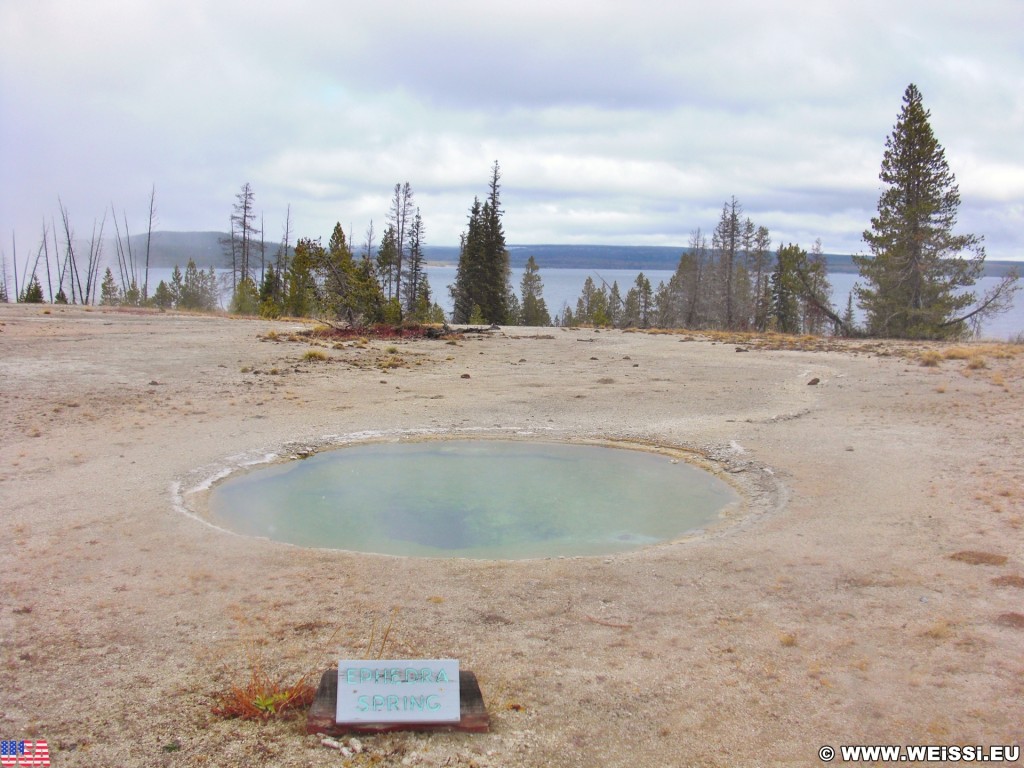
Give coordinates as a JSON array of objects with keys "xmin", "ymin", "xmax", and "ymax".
[{"xmin": 1, "ymin": 304, "xmax": 1021, "ymax": 767}]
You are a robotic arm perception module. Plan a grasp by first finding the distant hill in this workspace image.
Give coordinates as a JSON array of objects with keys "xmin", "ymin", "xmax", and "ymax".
[
  {"xmin": 126, "ymin": 231, "xmax": 233, "ymax": 268},
  {"xmin": 130, "ymin": 231, "xmax": 1018, "ymax": 277}
]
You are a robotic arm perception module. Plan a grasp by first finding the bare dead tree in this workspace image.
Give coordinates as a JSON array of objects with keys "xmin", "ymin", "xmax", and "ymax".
[
  {"xmin": 124, "ymin": 212, "xmax": 138, "ymax": 297},
  {"xmin": 144, "ymin": 185, "xmax": 156, "ymax": 301},
  {"xmin": 277, "ymin": 204, "xmax": 292, "ymax": 277},
  {"xmin": 58, "ymin": 199, "xmax": 82, "ymax": 303},
  {"xmin": 260, "ymin": 212, "xmax": 266, "ymax": 286},
  {"xmin": 11, "ymin": 232, "xmax": 18, "ymax": 301},
  {"xmin": 268, "ymin": 204, "xmax": 292, "ymax": 305},
  {"xmin": 226, "ymin": 219, "xmax": 238, "ymax": 291},
  {"xmin": 111, "ymin": 205, "xmax": 131, "ymax": 294},
  {"xmin": 84, "ymin": 213, "xmax": 107, "ymax": 304},
  {"xmin": 388, "ymin": 182, "xmax": 414, "ymax": 302},
  {"xmin": 230, "ymin": 183, "xmax": 259, "ymax": 285},
  {"xmin": 940, "ymin": 270, "xmax": 1020, "ymax": 335},
  {"xmin": 362, "ymin": 219, "xmax": 375, "ymax": 262},
  {"xmin": 40, "ymin": 221, "xmax": 54, "ymax": 302},
  {"xmin": 0, "ymin": 250, "xmax": 9, "ymax": 303},
  {"xmin": 51, "ymin": 217, "xmax": 67, "ymax": 302}
]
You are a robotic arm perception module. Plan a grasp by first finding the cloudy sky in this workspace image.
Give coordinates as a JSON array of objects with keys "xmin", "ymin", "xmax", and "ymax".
[{"xmin": 2, "ymin": 0, "xmax": 1022, "ymax": 263}]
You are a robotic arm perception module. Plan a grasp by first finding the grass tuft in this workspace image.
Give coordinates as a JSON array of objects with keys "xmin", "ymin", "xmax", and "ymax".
[
  {"xmin": 949, "ymin": 550, "xmax": 1008, "ymax": 566},
  {"xmin": 991, "ymin": 574, "xmax": 1024, "ymax": 588},
  {"xmin": 303, "ymin": 349, "xmax": 329, "ymax": 362},
  {"xmin": 921, "ymin": 620, "xmax": 954, "ymax": 640},
  {"xmin": 210, "ymin": 653, "xmax": 317, "ymax": 721}
]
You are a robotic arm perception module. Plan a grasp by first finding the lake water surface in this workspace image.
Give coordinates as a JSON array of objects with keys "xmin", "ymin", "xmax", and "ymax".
[{"xmin": 133, "ymin": 262, "xmax": 1023, "ymax": 339}]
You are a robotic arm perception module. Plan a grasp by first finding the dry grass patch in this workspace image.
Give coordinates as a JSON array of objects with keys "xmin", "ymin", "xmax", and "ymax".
[
  {"xmin": 942, "ymin": 346, "xmax": 974, "ymax": 361},
  {"xmin": 918, "ymin": 350, "xmax": 943, "ymax": 367},
  {"xmin": 991, "ymin": 574, "xmax": 1024, "ymax": 588},
  {"xmin": 303, "ymin": 349, "xmax": 329, "ymax": 362},
  {"xmin": 920, "ymin": 619, "xmax": 955, "ymax": 640},
  {"xmin": 211, "ymin": 657, "xmax": 317, "ymax": 721},
  {"xmin": 949, "ymin": 550, "xmax": 1008, "ymax": 566}
]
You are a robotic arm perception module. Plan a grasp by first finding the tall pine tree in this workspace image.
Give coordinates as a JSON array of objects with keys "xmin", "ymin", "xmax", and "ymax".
[
  {"xmin": 451, "ymin": 162, "xmax": 511, "ymax": 324},
  {"xmin": 519, "ymin": 255, "xmax": 551, "ymax": 326},
  {"xmin": 855, "ymin": 84, "xmax": 1015, "ymax": 339}
]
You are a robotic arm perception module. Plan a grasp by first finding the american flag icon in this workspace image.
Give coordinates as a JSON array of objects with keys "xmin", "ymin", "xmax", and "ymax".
[{"xmin": 0, "ymin": 741, "xmax": 50, "ymax": 767}]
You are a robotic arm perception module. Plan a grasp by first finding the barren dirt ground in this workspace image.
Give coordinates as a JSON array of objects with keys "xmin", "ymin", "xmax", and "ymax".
[{"xmin": 1, "ymin": 304, "xmax": 1022, "ymax": 767}]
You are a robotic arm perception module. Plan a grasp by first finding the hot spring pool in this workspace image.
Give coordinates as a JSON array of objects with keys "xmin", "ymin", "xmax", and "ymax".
[{"xmin": 205, "ymin": 440, "xmax": 739, "ymax": 559}]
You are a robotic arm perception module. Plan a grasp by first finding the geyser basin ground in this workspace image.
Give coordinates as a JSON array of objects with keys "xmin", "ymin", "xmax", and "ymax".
[{"xmin": 205, "ymin": 440, "xmax": 739, "ymax": 558}]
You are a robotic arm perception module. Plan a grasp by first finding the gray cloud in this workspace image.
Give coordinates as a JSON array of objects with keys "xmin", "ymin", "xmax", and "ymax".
[{"xmin": 1, "ymin": 0, "xmax": 1021, "ymax": 262}]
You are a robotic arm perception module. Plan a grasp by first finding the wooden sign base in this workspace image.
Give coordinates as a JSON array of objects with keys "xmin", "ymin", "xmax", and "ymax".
[{"xmin": 307, "ymin": 669, "xmax": 490, "ymax": 735}]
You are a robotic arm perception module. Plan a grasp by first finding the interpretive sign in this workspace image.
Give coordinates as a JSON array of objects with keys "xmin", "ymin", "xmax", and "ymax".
[{"xmin": 336, "ymin": 659, "xmax": 461, "ymax": 724}]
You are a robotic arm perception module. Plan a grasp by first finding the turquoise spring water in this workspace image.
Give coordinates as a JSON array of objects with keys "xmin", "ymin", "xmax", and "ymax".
[{"xmin": 205, "ymin": 440, "xmax": 738, "ymax": 559}]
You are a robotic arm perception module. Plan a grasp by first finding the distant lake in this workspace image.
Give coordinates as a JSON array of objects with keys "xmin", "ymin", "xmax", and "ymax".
[
  {"xmin": 129, "ymin": 263, "xmax": 1023, "ymax": 340},
  {"xmin": 425, "ymin": 265, "xmax": 1024, "ymax": 341}
]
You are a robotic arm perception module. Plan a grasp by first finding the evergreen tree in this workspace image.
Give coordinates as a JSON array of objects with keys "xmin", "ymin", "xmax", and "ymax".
[
  {"xmin": 376, "ymin": 225, "xmax": 398, "ymax": 300},
  {"xmin": 506, "ymin": 292, "xmax": 522, "ymax": 326},
  {"xmin": 482, "ymin": 162, "xmax": 511, "ymax": 322},
  {"xmin": 402, "ymin": 209, "xmax": 427, "ymax": 317},
  {"xmin": 771, "ymin": 244, "xmax": 803, "ymax": 334},
  {"xmin": 621, "ymin": 288, "xmax": 640, "ymax": 328},
  {"xmin": 99, "ymin": 267, "xmax": 120, "ymax": 306},
  {"xmin": 451, "ymin": 199, "xmax": 484, "ymax": 323},
  {"xmin": 665, "ymin": 230, "xmax": 711, "ymax": 329},
  {"xmin": 410, "ymin": 270, "xmax": 438, "ymax": 323},
  {"xmin": 152, "ymin": 280, "xmax": 173, "ymax": 309},
  {"xmin": 451, "ymin": 162, "xmax": 511, "ymax": 324},
  {"xmin": 519, "ymin": 255, "xmax": 551, "ymax": 326},
  {"xmin": 286, "ymin": 238, "xmax": 321, "ymax": 317},
  {"xmin": 467, "ymin": 303, "xmax": 486, "ymax": 325},
  {"xmin": 259, "ymin": 264, "xmax": 282, "ymax": 317},
  {"xmin": 122, "ymin": 280, "xmax": 142, "ymax": 307},
  {"xmin": 203, "ymin": 267, "xmax": 219, "ymax": 311},
  {"xmin": 606, "ymin": 281, "xmax": 623, "ymax": 327},
  {"xmin": 260, "ymin": 263, "xmax": 279, "ymax": 305},
  {"xmin": 21, "ymin": 275, "xmax": 44, "ymax": 303},
  {"xmin": 713, "ymin": 197, "xmax": 745, "ymax": 328},
  {"xmin": 749, "ymin": 225, "xmax": 773, "ymax": 331},
  {"xmin": 169, "ymin": 265, "xmax": 183, "ymax": 308},
  {"xmin": 842, "ymin": 290, "xmax": 857, "ymax": 334},
  {"xmin": 653, "ymin": 281, "xmax": 672, "ymax": 328},
  {"xmin": 801, "ymin": 240, "xmax": 834, "ymax": 335},
  {"xmin": 180, "ymin": 260, "xmax": 208, "ymax": 310},
  {"xmin": 632, "ymin": 272, "xmax": 653, "ymax": 328},
  {"xmin": 574, "ymin": 276, "xmax": 610, "ymax": 326},
  {"xmin": 856, "ymin": 84, "xmax": 1017, "ymax": 338},
  {"xmin": 230, "ymin": 276, "xmax": 260, "ymax": 315},
  {"xmin": 302, "ymin": 223, "xmax": 387, "ymax": 325}
]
